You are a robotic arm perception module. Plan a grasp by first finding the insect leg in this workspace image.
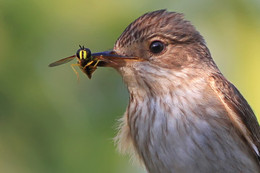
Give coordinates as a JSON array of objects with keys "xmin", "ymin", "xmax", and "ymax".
[
  {"xmin": 83, "ymin": 61, "xmax": 94, "ymax": 70},
  {"xmin": 92, "ymin": 60, "xmax": 100, "ymax": 68},
  {"xmin": 71, "ymin": 64, "xmax": 81, "ymax": 82}
]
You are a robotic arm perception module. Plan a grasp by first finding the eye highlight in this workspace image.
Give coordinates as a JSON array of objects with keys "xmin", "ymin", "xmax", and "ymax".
[{"xmin": 149, "ymin": 41, "xmax": 165, "ymax": 54}]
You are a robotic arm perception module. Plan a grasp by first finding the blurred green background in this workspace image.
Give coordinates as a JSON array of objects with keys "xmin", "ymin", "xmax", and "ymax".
[{"xmin": 0, "ymin": 0, "xmax": 259, "ymax": 172}]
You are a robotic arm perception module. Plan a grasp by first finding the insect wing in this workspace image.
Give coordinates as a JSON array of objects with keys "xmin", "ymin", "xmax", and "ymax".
[{"xmin": 49, "ymin": 55, "xmax": 76, "ymax": 67}]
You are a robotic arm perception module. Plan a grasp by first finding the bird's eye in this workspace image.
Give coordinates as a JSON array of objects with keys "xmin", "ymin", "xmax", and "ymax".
[{"xmin": 149, "ymin": 41, "xmax": 165, "ymax": 54}]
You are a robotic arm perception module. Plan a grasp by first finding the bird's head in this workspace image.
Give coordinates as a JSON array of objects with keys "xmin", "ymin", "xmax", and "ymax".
[{"xmin": 93, "ymin": 10, "xmax": 218, "ymax": 94}]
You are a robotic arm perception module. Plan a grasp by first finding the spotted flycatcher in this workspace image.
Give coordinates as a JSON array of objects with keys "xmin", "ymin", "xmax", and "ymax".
[{"xmin": 91, "ymin": 10, "xmax": 260, "ymax": 173}]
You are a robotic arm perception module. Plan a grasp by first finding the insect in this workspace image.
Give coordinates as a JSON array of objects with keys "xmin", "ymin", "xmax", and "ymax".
[{"xmin": 49, "ymin": 45, "xmax": 100, "ymax": 79}]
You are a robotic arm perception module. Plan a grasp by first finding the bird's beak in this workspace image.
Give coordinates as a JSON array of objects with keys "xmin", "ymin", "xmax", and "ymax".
[{"xmin": 92, "ymin": 51, "xmax": 143, "ymax": 68}]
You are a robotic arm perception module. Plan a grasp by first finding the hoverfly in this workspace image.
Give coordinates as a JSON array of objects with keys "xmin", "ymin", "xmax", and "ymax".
[{"xmin": 49, "ymin": 45, "xmax": 100, "ymax": 79}]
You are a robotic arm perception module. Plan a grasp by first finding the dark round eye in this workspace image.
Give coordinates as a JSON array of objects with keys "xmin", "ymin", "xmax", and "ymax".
[
  {"xmin": 76, "ymin": 49, "xmax": 81, "ymax": 59},
  {"xmin": 149, "ymin": 41, "xmax": 165, "ymax": 54},
  {"xmin": 84, "ymin": 48, "xmax": 91, "ymax": 58},
  {"xmin": 76, "ymin": 48, "xmax": 92, "ymax": 59}
]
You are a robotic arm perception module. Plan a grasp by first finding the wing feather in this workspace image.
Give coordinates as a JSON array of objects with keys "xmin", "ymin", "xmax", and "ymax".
[{"xmin": 209, "ymin": 73, "xmax": 260, "ymax": 160}]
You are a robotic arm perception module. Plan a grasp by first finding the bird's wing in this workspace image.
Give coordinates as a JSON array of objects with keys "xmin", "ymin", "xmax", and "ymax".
[{"xmin": 209, "ymin": 73, "xmax": 260, "ymax": 160}]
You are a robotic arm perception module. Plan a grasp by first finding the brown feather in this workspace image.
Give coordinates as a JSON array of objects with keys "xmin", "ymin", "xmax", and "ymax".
[{"xmin": 209, "ymin": 73, "xmax": 260, "ymax": 160}]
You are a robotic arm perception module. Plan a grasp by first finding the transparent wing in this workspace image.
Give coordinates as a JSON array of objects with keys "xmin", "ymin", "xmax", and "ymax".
[{"xmin": 48, "ymin": 55, "xmax": 76, "ymax": 67}]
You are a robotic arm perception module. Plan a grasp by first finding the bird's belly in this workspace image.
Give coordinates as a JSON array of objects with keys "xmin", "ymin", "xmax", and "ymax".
[{"xmin": 128, "ymin": 100, "xmax": 259, "ymax": 173}]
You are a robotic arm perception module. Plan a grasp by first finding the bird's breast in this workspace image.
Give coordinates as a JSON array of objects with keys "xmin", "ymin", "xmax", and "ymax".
[{"xmin": 126, "ymin": 85, "xmax": 259, "ymax": 173}]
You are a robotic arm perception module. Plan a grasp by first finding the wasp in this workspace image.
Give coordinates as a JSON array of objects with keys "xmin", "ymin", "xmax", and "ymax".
[{"xmin": 49, "ymin": 45, "xmax": 100, "ymax": 79}]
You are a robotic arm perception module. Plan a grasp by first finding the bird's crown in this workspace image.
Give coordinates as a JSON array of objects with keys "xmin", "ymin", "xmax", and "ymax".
[{"xmin": 115, "ymin": 9, "xmax": 204, "ymax": 49}]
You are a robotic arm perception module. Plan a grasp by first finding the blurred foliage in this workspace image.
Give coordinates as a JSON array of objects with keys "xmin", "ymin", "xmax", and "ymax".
[{"xmin": 0, "ymin": 0, "xmax": 259, "ymax": 172}]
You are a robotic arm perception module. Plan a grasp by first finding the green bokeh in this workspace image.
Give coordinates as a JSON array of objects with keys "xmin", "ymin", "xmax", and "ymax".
[{"xmin": 0, "ymin": 0, "xmax": 259, "ymax": 172}]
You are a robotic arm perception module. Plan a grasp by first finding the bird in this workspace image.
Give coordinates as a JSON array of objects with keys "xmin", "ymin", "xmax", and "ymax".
[{"xmin": 90, "ymin": 10, "xmax": 260, "ymax": 173}]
